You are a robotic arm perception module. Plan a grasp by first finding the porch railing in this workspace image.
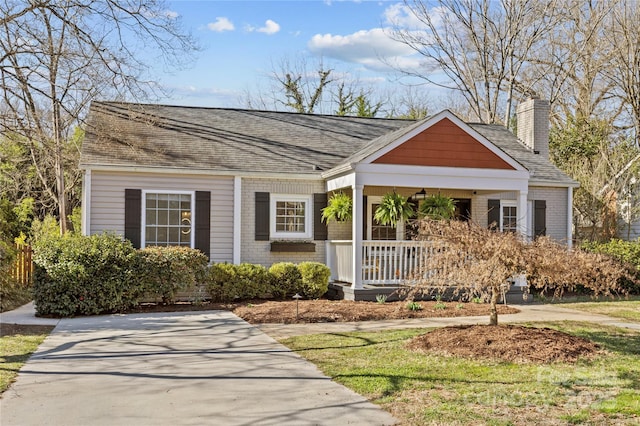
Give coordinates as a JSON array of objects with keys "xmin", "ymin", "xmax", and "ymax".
[
  {"xmin": 328, "ymin": 240, "xmax": 438, "ymax": 285},
  {"xmin": 362, "ymin": 241, "xmax": 437, "ymax": 285}
]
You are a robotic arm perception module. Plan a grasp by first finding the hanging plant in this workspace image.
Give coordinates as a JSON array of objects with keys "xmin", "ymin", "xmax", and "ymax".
[
  {"xmin": 419, "ymin": 194, "xmax": 457, "ymax": 220},
  {"xmin": 374, "ymin": 192, "xmax": 415, "ymax": 226},
  {"xmin": 321, "ymin": 191, "xmax": 353, "ymax": 223}
]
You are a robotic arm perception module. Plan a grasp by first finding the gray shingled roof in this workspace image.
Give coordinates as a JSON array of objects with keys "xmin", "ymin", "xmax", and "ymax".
[
  {"xmin": 80, "ymin": 101, "xmax": 576, "ymax": 186},
  {"xmin": 80, "ymin": 102, "xmax": 410, "ymax": 174}
]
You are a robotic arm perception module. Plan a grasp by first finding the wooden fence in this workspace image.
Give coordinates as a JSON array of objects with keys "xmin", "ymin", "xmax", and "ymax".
[{"xmin": 10, "ymin": 244, "xmax": 33, "ymax": 286}]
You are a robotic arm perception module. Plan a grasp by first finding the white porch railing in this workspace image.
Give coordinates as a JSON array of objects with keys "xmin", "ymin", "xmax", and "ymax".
[{"xmin": 328, "ymin": 240, "xmax": 438, "ymax": 285}]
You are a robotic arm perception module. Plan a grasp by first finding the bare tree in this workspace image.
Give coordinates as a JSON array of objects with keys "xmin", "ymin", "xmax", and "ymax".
[
  {"xmin": 384, "ymin": 85, "xmax": 431, "ymax": 119},
  {"xmin": 0, "ymin": 0, "xmax": 197, "ymax": 233},
  {"xmin": 604, "ymin": 1, "xmax": 640, "ymax": 148},
  {"xmin": 523, "ymin": 0, "xmax": 620, "ymax": 129},
  {"xmin": 390, "ymin": 0, "xmax": 557, "ymax": 124},
  {"xmin": 409, "ymin": 218, "xmax": 632, "ymax": 325},
  {"xmin": 265, "ymin": 55, "xmax": 333, "ymax": 114}
]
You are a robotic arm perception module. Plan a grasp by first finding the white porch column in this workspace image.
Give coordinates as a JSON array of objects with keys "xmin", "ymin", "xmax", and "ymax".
[
  {"xmin": 567, "ymin": 187, "xmax": 574, "ymax": 248},
  {"xmin": 517, "ymin": 190, "xmax": 529, "ymax": 238},
  {"xmin": 351, "ymin": 184, "xmax": 364, "ymax": 289}
]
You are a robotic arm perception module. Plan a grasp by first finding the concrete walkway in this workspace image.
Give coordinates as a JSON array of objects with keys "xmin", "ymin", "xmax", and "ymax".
[
  {"xmin": 1, "ymin": 310, "xmax": 396, "ymax": 426},
  {"xmin": 1, "ymin": 302, "xmax": 638, "ymax": 425}
]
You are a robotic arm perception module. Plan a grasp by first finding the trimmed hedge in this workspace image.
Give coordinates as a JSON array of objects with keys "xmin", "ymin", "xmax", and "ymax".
[
  {"xmin": 298, "ymin": 261, "xmax": 330, "ymax": 298},
  {"xmin": 268, "ymin": 262, "xmax": 302, "ymax": 299},
  {"xmin": 139, "ymin": 246, "xmax": 208, "ymax": 304},
  {"xmin": 32, "ymin": 233, "xmax": 334, "ymax": 314},
  {"xmin": 206, "ymin": 263, "xmax": 271, "ymax": 302},
  {"xmin": 33, "ymin": 233, "xmax": 142, "ymax": 316}
]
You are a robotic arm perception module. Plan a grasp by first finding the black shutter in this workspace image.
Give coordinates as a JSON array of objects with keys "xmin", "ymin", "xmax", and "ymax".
[
  {"xmin": 195, "ymin": 191, "xmax": 211, "ymax": 259},
  {"xmin": 313, "ymin": 193, "xmax": 328, "ymax": 241},
  {"xmin": 488, "ymin": 199, "xmax": 500, "ymax": 230},
  {"xmin": 255, "ymin": 192, "xmax": 270, "ymax": 241},
  {"xmin": 534, "ymin": 200, "xmax": 547, "ymax": 237},
  {"xmin": 125, "ymin": 189, "xmax": 142, "ymax": 248}
]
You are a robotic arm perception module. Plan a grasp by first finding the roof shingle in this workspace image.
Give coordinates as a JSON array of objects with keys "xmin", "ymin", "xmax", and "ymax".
[{"xmin": 81, "ymin": 101, "xmax": 576, "ymax": 186}]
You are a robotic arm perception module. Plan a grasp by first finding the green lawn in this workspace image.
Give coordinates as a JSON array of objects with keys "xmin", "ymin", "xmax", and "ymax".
[
  {"xmin": 556, "ymin": 299, "xmax": 640, "ymax": 323},
  {"xmin": 282, "ymin": 322, "xmax": 640, "ymax": 425},
  {"xmin": 0, "ymin": 326, "xmax": 53, "ymax": 393}
]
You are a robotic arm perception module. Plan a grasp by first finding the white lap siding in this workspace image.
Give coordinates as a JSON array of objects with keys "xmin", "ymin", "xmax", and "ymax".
[{"xmin": 88, "ymin": 170, "xmax": 234, "ymax": 263}]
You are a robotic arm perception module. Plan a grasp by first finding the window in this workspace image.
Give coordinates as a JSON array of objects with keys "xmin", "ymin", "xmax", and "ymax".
[
  {"xmin": 367, "ymin": 196, "xmax": 404, "ymax": 240},
  {"xmin": 270, "ymin": 194, "xmax": 312, "ymax": 239},
  {"xmin": 143, "ymin": 192, "xmax": 194, "ymax": 247},
  {"xmin": 501, "ymin": 201, "xmax": 517, "ymax": 233},
  {"xmin": 371, "ymin": 203, "xmax": 397, "ymax": 240}
]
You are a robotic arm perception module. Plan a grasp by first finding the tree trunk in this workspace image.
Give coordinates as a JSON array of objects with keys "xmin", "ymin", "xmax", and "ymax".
[{"xmin": 489, "ymin": 287, "xmax": 500, "ymax": 325}]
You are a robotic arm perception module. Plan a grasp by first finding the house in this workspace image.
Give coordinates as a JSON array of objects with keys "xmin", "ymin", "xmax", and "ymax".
[{"xmin": 80, "ymin": 98, "xmax": 578, "ymax": 300}]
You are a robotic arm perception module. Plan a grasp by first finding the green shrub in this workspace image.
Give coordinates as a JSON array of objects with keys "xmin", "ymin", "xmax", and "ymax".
[
  {"xmin": 139, "ymin": 246, "xmax": 208, "ymax": 304},
  {"xmin": 206, "ymin": 263, "xmax": 270, "ymax": 302},
  {"xmin": 32, "ymin": 233, "xmax": 142, "ymax": 317},
  {"xmin": 268, "ymin": 262, "xmax": 302, "ymax": 299},
  {"xmin": 582, "ymin": 239, "xmax": 640, "ymax": 270},
  {"xmin": 206, "ymin": 263, "xmax": 236, "ymax": 302},
  {"xmin": 236, "ymin": 263, "xmax": 272, "ymax": 299},
  {"xmin": 297, "ymin": 262, "xmax": 330, "ymax": 299}
]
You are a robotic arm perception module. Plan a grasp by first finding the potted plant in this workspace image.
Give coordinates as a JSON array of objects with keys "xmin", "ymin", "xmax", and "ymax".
[
  {"xmin": 418, "ymin": 194, "xmax": 456, "ymax": 220},
  {"xmin": 374, "ymin": 192, "xmax": 415, "ymax": 226},
  {"xmin": 321, "ymin": 191, "xmax": 353, "ymax": 223}
]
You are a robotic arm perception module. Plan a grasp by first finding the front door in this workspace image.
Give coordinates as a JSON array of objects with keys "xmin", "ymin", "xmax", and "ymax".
[{"xmin": 454, "ymin": 198, "xmax": 471, "ymax": 221}]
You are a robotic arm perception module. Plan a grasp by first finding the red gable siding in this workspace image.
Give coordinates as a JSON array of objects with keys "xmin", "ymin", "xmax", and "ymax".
[{"xmin": 373, "ymin": 118, "xmax": 515, "ymax": 170}]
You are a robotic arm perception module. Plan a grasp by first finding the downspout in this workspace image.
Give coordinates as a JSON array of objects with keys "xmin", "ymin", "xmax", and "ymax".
[
  {"xmin": 233, "ymin": 176, "xmax": 242, "ymax": 264},
  {"xmin": 567, "ymin": 186, "xmax": 573, "ymax": 248},
  {"xmin": 81, "ymin": 169, "xmax": 91, "ymax": 236}
]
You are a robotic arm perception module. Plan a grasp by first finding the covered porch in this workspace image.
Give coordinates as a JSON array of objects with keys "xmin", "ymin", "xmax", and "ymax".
[{"xmin": 323, "ymin": 179, "xmax": 530, "ymax": 292}]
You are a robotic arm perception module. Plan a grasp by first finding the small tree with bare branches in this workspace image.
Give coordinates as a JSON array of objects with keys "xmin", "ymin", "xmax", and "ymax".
[{"xmin": 407, "ymin": 219, "xmax": 633, "ymax": 325}]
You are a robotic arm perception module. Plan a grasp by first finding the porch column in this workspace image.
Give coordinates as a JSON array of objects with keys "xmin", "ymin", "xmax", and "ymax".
[
  {"xmin": 517, "ymin": 190, "xmax": 529, "ymax": 238},
  {"xmin": 351, "ymin": 184, "xmax": 364, "ymax": 289}
]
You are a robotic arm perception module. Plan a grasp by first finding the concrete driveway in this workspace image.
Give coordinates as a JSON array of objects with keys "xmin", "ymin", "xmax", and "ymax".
[{"xmin": 1, "ymin": 311, "xmax": 396, "ymax": 426}]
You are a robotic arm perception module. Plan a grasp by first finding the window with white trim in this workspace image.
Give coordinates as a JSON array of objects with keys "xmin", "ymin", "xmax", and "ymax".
[
  {"xmin": 143, "ymin": 192, "xmax": 194, "ymax": 247},
  {"xmin": 270, "ymin": 194, "xmax": 312, "ymax": 239},
  {"xmin": 501, "ymin": 201, "xmax": 517, "ymax": 233}
]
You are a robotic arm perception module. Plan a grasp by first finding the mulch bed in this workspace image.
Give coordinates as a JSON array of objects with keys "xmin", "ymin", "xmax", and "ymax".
[{"xmin": 407, "ymin": 324, "xmax": 601, "ymax": 364}]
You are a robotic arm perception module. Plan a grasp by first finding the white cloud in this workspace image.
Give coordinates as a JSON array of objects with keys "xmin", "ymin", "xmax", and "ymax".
[
  {"xmin": 257, "ymin": 19, "xmax": 280, "ymax": 34},
  {"xmin": 384, "ymin": 2, "xmax": 447, "ymax": 31},
  {"xmin": 307, "ymin": 28, "xmax": 417, "ymax": 71},
  {"xmin": 246, "ymin": 19, "xmax": 281, "ymax": 35},
  {"xmin": 207, "ymin": 17, "xmax": 235, "ymax": 32},
  {"xmin": 383, "ymin": 3, "xmax": 425, "ymax": 29}
]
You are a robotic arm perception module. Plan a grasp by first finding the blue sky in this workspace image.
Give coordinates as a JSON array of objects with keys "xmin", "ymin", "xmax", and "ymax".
[{"xmin": 157, "ymin": 0, "xmax": 428, "ymax": 108}]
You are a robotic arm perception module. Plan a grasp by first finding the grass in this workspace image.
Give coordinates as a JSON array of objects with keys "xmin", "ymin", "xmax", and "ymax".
[
  {"xmin": 0, "ymin": 325, "xmax": 53, "ymax": 393},
  {"xmin": 555, "ymin": 298, "xmax": 640, "ymax": 323},
  {"xmin": 281, "ymin": 322, "xmax": 640, "ymax": 425}
]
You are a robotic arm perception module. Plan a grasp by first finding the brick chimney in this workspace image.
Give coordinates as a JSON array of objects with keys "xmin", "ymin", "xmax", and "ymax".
[{"xmin": 517, "ymin": 97, "xmax": 550, "ymax": 159}]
